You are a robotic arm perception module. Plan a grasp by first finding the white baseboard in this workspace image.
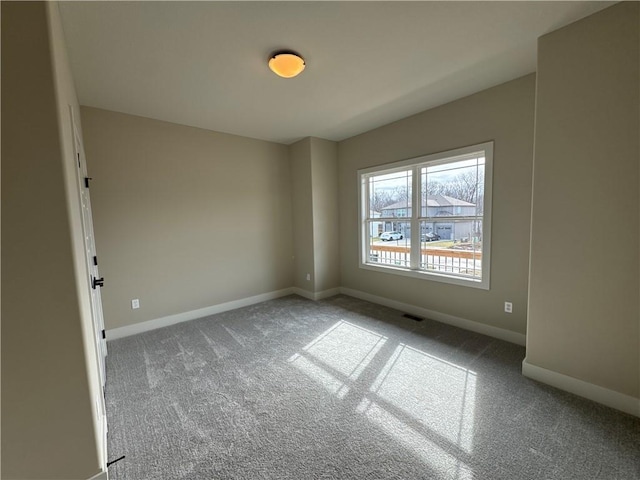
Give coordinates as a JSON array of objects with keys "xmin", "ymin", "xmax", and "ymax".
[
  {"xmin": 106, "ymin": 285, "xmax": 525, "ymax": 347},
  {"xmin": 87, "ymin": 470, "xmax": 108, "ymax": 480},
  {"xmin": 339, "ymin": 287, "xmax": 526, "ymax": 346},
  {"xmin": 522, "ymin": 358, "xmax": 639, "ymax": 417},
  {"xmin": 291, "ymin": 287, "xmax": 341, "ymax": 301},
  {"xmin": 106, "ymin": 288, "xmax": 295, "ymax": 340}
]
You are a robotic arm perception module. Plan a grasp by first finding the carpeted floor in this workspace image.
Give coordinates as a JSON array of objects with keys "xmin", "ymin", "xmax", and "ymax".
[{"xmin": 105, "ymin": 295, "xmax": 639, "ymax": 480}]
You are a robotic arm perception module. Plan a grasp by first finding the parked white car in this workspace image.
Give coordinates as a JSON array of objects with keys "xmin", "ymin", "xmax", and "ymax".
[{"xmin": 380, "ymin": 231, "xmax": 403, "ymax": 241}]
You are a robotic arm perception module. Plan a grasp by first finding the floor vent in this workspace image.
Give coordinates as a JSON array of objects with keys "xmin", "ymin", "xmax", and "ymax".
[{"xmin": 403, "ymin": 313, "xmax": 423, "ymax": 322}]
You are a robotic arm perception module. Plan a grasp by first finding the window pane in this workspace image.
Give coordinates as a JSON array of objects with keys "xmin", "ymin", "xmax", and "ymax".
[
  {"xmin": 368, "ymin": 221, "xmax": 411, "ymax": 268},
  {"xmin": 419, "ymin": 221, "xmax": 482, "ymax": 279},
  {"xmin": 421, "ymin": 158, "xmax": 484, "ymax": 218},
  {"xmin": 369, "ymin": 170, "xmax": 412, "ymax": 218}
]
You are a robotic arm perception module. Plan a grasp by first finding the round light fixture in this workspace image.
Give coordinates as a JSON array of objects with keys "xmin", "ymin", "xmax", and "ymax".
[{"xmin": 268, "ymin": 51, "xmax": 305, "ymax": 78}]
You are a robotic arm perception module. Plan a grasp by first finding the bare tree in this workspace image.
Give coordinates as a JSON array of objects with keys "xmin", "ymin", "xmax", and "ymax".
[
  {"xmin": 441, "ymin": 170, "xmax": 484, "ymax": 205},
  {"xmin": 426, "ymin": 180, "xmax": 446, "ymax": 196},
  {"xmin": 391, "ymin": 185, "xmax": 410, "ymax": 204},
  {"xmin": 369, "ymin": 189, "xmax": 395, "ymax": 213}
]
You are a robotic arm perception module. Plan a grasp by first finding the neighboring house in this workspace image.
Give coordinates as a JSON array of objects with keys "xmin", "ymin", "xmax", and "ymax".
[{"xmin": 380, "ymin": 195, "xmax": 479, "ymax": 240}]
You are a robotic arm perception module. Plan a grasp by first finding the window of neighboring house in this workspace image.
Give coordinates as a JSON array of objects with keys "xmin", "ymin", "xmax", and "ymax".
[{"xmin": 359, "ymin": 142, "xmax": 493, "ymax": 289}]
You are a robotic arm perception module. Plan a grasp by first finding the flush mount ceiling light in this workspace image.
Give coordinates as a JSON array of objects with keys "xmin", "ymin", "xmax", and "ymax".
[{"xmin": 268, "ymin": 50, "xmax": 305, "ymax": 78}]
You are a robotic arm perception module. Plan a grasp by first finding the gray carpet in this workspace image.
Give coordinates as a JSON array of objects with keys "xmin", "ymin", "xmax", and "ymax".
[{"xmin": 105, "ymin": 295, "xmax": 639, "ymax": 480}]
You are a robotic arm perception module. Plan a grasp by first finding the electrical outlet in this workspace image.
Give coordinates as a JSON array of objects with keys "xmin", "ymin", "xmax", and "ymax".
[
  {"xmin": 504, "ymin": 301, "xmax": 512, "ymax": 314},
  {"xmin": 306, "ymin": 273, "xmax": 311, "ymax": 281},
  {"xmin": 132, "ymin": 298, "xmax": 140, "ymax": 309}
]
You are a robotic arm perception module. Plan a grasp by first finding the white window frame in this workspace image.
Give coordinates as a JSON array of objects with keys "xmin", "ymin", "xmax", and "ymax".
[{"xmin": 358, "ymin": 142, "xmax": 493, "ymax": 290}]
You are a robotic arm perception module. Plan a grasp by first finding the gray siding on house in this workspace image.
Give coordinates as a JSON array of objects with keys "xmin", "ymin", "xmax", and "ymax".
[{"xmin": 380, "ymin": 195, "xmax": 479, "ymax": 240}]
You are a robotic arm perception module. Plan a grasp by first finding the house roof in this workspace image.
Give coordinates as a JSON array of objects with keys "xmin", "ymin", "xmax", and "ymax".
[
  {"xmin": 428, "ymin": 195, "xmax": 476, "ymax": 207},
  {"xmin": 381, "ymin": 195, "xmax": 475, "ymax": 211}
]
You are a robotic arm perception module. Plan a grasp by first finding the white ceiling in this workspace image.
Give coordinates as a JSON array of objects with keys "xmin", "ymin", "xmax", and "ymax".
[{"xmin": 59, "ymin": 1, "xmax": 613, "ymax": 145}]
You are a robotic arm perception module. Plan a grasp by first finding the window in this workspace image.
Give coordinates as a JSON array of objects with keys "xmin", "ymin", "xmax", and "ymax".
[{"xmin": 359, "ymin": 142, "xmax": 493, "ymax": 289}]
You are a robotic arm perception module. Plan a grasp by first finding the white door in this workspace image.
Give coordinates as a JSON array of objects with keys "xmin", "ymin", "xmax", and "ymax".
[{"xmin": 71, "ymin": 113, "xmax": 107, "ymax": 386}]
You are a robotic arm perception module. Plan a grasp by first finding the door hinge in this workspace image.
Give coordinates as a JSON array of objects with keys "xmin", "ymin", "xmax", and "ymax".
[
  {"xmin": 84, "ymin": 177, "xmax": 92, "ymax": 188},
  {"xmin": 93, "ymin": 255, "xmax": 98, "ymax": 266},
  {"xmin": 92, "ymin": 276, "xmax": 104, "ymax": 289},
  {"xmin": 102, "ymin": 329, "xmax": 106, "ymax": 340}
]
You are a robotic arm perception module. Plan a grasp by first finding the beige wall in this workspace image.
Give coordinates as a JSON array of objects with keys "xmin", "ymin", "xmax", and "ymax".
[
  {"xmin": 290, "ymin": 137, "xmax": 340, "ymax": 295},
  {"xmin": 290, "ymin": 138, "xmax": 316, "ymax": 291},
  {"xmin": 527, "ymin": 2, "xmax": 639, "ymax": 398},
  {"xmin": 1, "ymin": 2, "xmax": 102, "ymax": 478},
  {"xmin": 81, "ymin": 107, "xmax": 293, "ymax": 330},
  {"xmin": 310, "ymin": 138, "xmax": 340, "ymax": 292},
  {"xmin": 338, "ymin": 75, "xmax": 536, "ymax": 335}
]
